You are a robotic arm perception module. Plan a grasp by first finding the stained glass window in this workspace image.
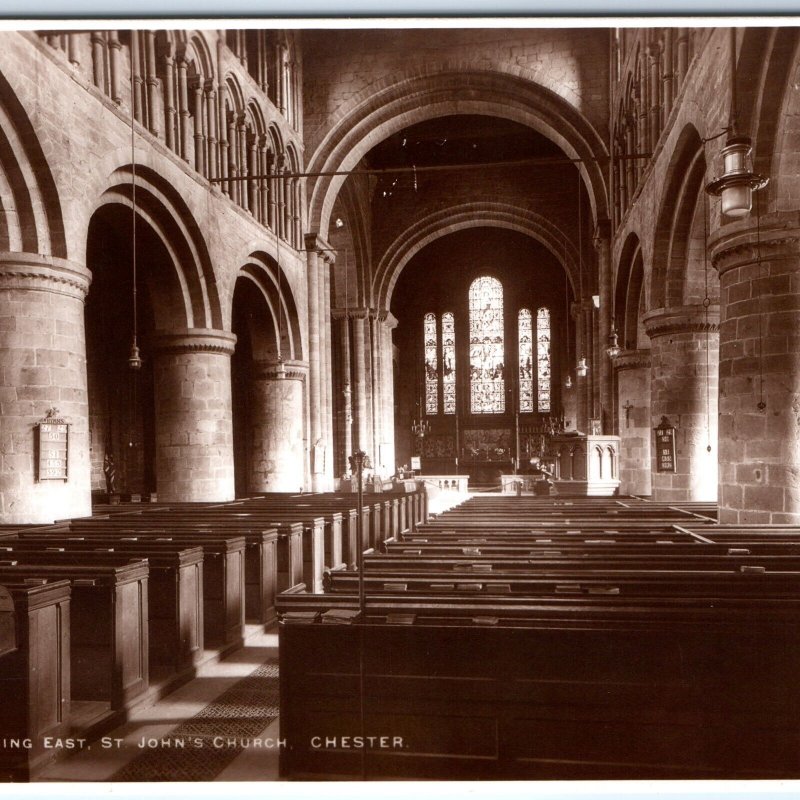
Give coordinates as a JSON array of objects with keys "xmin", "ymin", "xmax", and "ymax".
[
  {"xmin": 537, "ymin": 307, "xmax": 551, "ymax": 412},
  {"xmin": 469, "ymin": 276, "xmax": 505, "ymax": 414},
  {"xmin": 442, "ymin": 312, "xmax": 456, "ymax": 415},
  {"xmin": 518, "ymin": 308, "xmax": 534, "ymax": 413},
  {"xmin": 424, "ymin": 312, "xmax": 439, "ymax": 414}
]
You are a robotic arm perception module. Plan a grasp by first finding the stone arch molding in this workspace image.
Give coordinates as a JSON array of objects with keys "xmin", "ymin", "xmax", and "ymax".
[
  {"xmin": 235, "ymin": 251, "xmax": 304, "ymax": 362},
  {"xmin": 376, "ymin": 202, "xmax": 581, "ymax": 312},
  {"xmin": 87, "ymin": 159, "xmax": 222, "ymax": 332},
  {"xmin": 0, "ymin": 69, "xmax": 66, "ymax": 258},
  {"xmin": 307, "ymin": 70, "xmax": 609, "ymax": 241}
]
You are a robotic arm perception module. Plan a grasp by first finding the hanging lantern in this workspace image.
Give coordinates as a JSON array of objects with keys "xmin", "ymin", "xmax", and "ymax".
[
  {"xmin": 576, "ymin": 356, "xmax": 588, "ymax": 378},
  {"xmin": 128, "ymin": 339, "xmax": 142, "ymax": 371},
  {"xmin": 605, "ymin": 324, "xmax": 621, "ymax": 359},
  {"xmin": 705, "ymin": 136, "xmax": 769, "ymax": 218},
  {"xmin": 275, "ymin": 357, "xmax": 286, "ymax": 380},
  {"xmin": 564, "ymin": 373, "xmax": 573, "ymax": 389}
]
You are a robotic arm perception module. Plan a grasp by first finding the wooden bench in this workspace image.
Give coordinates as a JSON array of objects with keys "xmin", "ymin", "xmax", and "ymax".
[
  {"xmin": 278, "ymin": 598, "xmax": 800, "ymax": 779},
  {"xmin": 0, "ymin": 580, "xmax": 71, "ymax": 781},
  {"xmin": 0, "ymin": 559, "xmax": 149, "ymax": 711},
  {"xmin": 18, "ymin": 528, "xmax": 247, "ymax": 651},
  {"xmin": 0, "ymin": 539, "xmax": 204, "ymax": 676}
]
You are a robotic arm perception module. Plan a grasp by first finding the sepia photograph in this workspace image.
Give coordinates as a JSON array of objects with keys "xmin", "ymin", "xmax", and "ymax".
[{"xmin": 0, "ymin": 9, "xmax": 799, "ymax": 796}]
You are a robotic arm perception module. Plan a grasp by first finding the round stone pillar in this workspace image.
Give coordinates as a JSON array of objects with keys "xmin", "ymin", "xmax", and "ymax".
[
  {"xmin": 613, "ymin": 349, "xmax": 652, "ymax": 496},
  {"xmin": 153, "ymin": 329, "xmax": 236, "ymax": 503},
  {"xmin": 643, "ymin": 305, "xmax": 719, "ymax": 502},
  {"xmin": 0, "ymin": 253, "xmax": 92, "ymax": 523},
  {"xmin": 711, "ymin": 212, "xmax": 800, "ymax": 523},
  {"xmin": 249, "ymin": 360, "xmax": 307, "ymax": 492}
]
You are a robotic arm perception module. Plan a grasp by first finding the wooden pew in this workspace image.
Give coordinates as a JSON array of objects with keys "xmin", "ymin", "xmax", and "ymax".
[
  {"xmin": 278, "ymin": 598, "xmax": 800, "ymax": 779},
  {"xmin": 0, "ymin": 580, "xmax": 71, "ymax": 781},
  {"xmin": 0, "ymin": 539, "xmax": 204, "ymax": 676},
  {"xmin": 0, "ymin": 559, "xmax": 148, "ymax": 711},
  {"xmin": 17, "ymin": 528, "xmax": 247, "ymax": 651},
  {"xmin": 70, "ymin": 511, "xmax": 319, "ymax": 595}
]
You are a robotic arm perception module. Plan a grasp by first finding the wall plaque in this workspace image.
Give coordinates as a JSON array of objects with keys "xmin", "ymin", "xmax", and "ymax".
[
  {"xmin": 37, "ymin": 409, "xmax": 69, "ymax": 482},
  {"xmin": 654, "ymin": 416, "xmax": 676, "ymax": 474}
]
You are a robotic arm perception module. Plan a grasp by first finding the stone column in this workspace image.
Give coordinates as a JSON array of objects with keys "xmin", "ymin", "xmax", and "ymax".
[
  {"xmin": 379, "ymin": 312, "xmax": 398, "ymax": 477},
  {"xmin": 352, "ymin": 310, "xmax": 368, "ymax": 453},
  {"xmin": 573, "ymin": 300, "xmax": 591, "ymax": 432},
  {"xmin": 594, "ymin": 221, "xmax": 613, "ymax": 432},
  {"xmin": 643, "ymin": 304, "xmax": 719, "ymax": 502},
  {"xmin": 152, "ymin": 329, "xmax": 236, "ymax": 503},
  {"xmin": 369, "ymin": 313, "xmax": 383, "ymax": 471},
  {"xmin": 304, "ymin": 235, "xmax": 323, "ymax": 490},
  {"xmin": 711, "ymin": 212, "xmax": 800, "ymax": 523},
  {"xmin": 337, "ymin": 312, "xmax": 353, "ymax": 467},
  {"xmin": 321, "ymin": 251, "xmax": 335, "ymax": 489},
  {"xmin": 613, "ymin": 349, "xmax": 652, "ymax": 496},
  {"xmin": 0, "ymin": 254, "xmax": 92, "ymax": 524},
  {"xmin": 249, "ymin": 360, "xmax": 307, "ymax": 492}
]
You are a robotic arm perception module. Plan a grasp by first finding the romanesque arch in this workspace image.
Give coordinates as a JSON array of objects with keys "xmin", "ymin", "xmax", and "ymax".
[
  {"xmin": 91, "ymin": 163, "xmax": 222, "ymax": 331},
  {"xmin": 374, "ymin": 202, "xmax": 581, "ymax": 313},
  {"xmin": 306, "ymin": 70, "xmax": 609, "ymax": 242},
  {"xmin": 0, "ymin": 69, "xmax": 66, "ymax": 257}
]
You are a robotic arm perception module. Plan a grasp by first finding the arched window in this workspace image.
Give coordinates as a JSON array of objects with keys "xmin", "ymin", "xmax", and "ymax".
[
  {"xmin": 442, "ymin": 312, "xmax": 456, "ymax": 415},
  {"xmin": 424, "ymin": 313, "xmax": 439, "ymax": 415},
  {"xmin": 537, "ymin": 307, "xmax": 551, "ymax": 412},
  {"xmin": 518, "ymin": 308, "xmax": 533, "ymax": 413},
  {"xmin": 469, "ymin": 276, "xmax": 505, "ymax": 414}
]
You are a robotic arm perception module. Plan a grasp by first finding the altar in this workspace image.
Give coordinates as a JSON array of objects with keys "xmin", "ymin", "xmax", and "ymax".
[{"xmin": 547, "ymin": 433, "xmax": 621, "ymax": 496}]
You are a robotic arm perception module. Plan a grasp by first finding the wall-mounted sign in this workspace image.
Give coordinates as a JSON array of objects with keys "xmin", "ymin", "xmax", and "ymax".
[
  {"xmin": 410, "ymin": 456, "xmax": 421, "ymax": 471},
  {"xmin": 37, "ymin": 409, "xmax": 69, "ymax": 482},
  {"xmin": 654, "ymin": 416, "xmax": 676, "ymax": 474}
]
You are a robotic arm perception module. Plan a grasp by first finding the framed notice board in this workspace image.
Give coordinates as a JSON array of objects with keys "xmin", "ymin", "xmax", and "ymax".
[
  {"xmin": 654, "ymin": 416, "xmax": 676, "ymax": 474},
  {"xmin": 36, "ymin": 410, "xmax": 69, "ymax": 481}
]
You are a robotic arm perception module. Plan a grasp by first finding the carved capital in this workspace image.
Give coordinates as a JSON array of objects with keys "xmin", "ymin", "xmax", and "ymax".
[
  {"xmin": 0, "ymin": 253, "xmax": 92, "ymax": 300},
  {"xmin": 153, "ymin": 328, "xmax": 237, "ymax": 356},
  {"xmin": 252, "ymin": 358, "xmax": 308, "ymax": 381},
  {"xmin": 613, "ymin": 348, "xmax": 652, "ymax": 372},
  {"xmin": 642, "ymin": 304, "xmax": 720, "ymax": 338},
  {"xmin": 709, "ymin": 211, "xmax": 800, "ymax": 278}
]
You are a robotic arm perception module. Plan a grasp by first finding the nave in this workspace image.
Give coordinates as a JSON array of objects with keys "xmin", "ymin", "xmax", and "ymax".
[{"xmin": 4, "ymin": 487, "xmax": 800, "ymax": 781}]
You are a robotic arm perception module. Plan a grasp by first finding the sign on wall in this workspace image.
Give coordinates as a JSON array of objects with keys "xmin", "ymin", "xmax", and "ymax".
[
  {"xmin": 654, "ymin": 416, "xmax": 676, "ymax": 474},
  {"xmin": 37, "ymin": 408, "xmax": 69, "ymax": 482}
]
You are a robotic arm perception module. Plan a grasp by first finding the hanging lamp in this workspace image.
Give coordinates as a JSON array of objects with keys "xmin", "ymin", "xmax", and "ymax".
[
  {"xmin": 275, "ymin": 232, "xmax": 286, "ymax": 379},
  {"xmin": 128, "ymin": 71, "xmax": 142, "ymax": 371}
]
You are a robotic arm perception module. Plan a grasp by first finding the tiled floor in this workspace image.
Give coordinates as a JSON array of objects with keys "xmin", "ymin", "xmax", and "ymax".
[{"xmin": 36, "ymin": 625, "xmax": 283, "ymax": 783}]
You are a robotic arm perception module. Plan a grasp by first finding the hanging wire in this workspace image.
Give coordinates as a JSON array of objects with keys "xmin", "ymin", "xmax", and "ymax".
[
  {"xmin": 702, "ymin": 145, "xmax": 713, "ymax": 453},
  {"xmin": 128, "ymin": 67, "xmax": 142, "ymax": 372},
  {"xmin": 755, "ymin": 188, "xmax": 766, "ymax": 411}
]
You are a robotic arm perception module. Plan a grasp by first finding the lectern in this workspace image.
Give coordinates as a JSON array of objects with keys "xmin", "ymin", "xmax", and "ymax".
[{"xmin": 547, "ymin": 433, "xmax": 621, "ymax": 496}]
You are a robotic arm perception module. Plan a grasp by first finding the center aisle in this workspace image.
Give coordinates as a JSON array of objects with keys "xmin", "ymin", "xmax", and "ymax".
[{"xmin": 36, "ymin": 626, "xmax": 283, "ymax": 783}]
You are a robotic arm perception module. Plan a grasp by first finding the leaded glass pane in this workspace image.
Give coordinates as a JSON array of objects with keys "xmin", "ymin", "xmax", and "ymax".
[
  {"xmin": 537, "ymin": 307, "xmax": 551, "ymax": 412},
  {"xmin": 469, "ymin": 276, "xmax": 505, "ymax": 414},
  {"xmin": 424, "ymin": 312, "xmax": 439, "ymax": 414},
  {"xmin": 442, "ymin": 312, "xmax": 456, "ymax": 415},
  {"xmin": 518, "ymin": 308, "xmax": 534, "ymax": 413}
]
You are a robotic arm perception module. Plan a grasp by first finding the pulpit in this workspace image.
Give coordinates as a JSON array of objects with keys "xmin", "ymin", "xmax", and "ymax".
[{"xmin": 547, "ymin": 433, "xmax": 621, "ymax": 496}]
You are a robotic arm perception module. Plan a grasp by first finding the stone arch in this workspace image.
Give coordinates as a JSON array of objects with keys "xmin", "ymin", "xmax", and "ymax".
[
  {"xmin": 235, "ymin": 251, "xmax": 303, "ymax": 362},
  {"xmin": 0, "ymin": 69, "xmax": 66, "ymax": 257},
  {"xmin": 650, "ymin": 124, "xmax": 712, "ymax": 310},
  {"xmin": 375, "ymin": 202, "xmax": 581, "ymax": 312},
  {"xmin": 92, "ymin": 163, "xmax": 221, "ymax": 331},
  {"xmin": 306, "ymin": 70, "xmax": 609, "ymax": 241},
  {"xmin": 615, "ymin": 232, "xmax": 648, "ymax": 350},
  {"xmin": 737, "ymin": 27, "xmax": 800, "ymax": 209},
  {"xmin": 754, "ymin": 29, "xmax": 800, "ymax": 212}
]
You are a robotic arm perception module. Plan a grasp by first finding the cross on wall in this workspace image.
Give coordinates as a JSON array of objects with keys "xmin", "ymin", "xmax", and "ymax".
[{"xmin": 622, "ymin": 400, "xmax": 635, "ymax": 428}]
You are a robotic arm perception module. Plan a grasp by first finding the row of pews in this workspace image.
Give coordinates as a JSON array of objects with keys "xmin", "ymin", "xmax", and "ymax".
[
  {"xmin": 0, "ymin": 486, "xmax": 425, "ymax": 781},
  {"xmin": 278, "ymin": 495, "xmax": 800, "ymax": 780}
]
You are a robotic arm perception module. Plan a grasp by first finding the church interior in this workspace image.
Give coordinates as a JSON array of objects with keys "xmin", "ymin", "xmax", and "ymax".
[{"xmin": 1, "ymin": 21, "xmax": 800, "ymax": 783}]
